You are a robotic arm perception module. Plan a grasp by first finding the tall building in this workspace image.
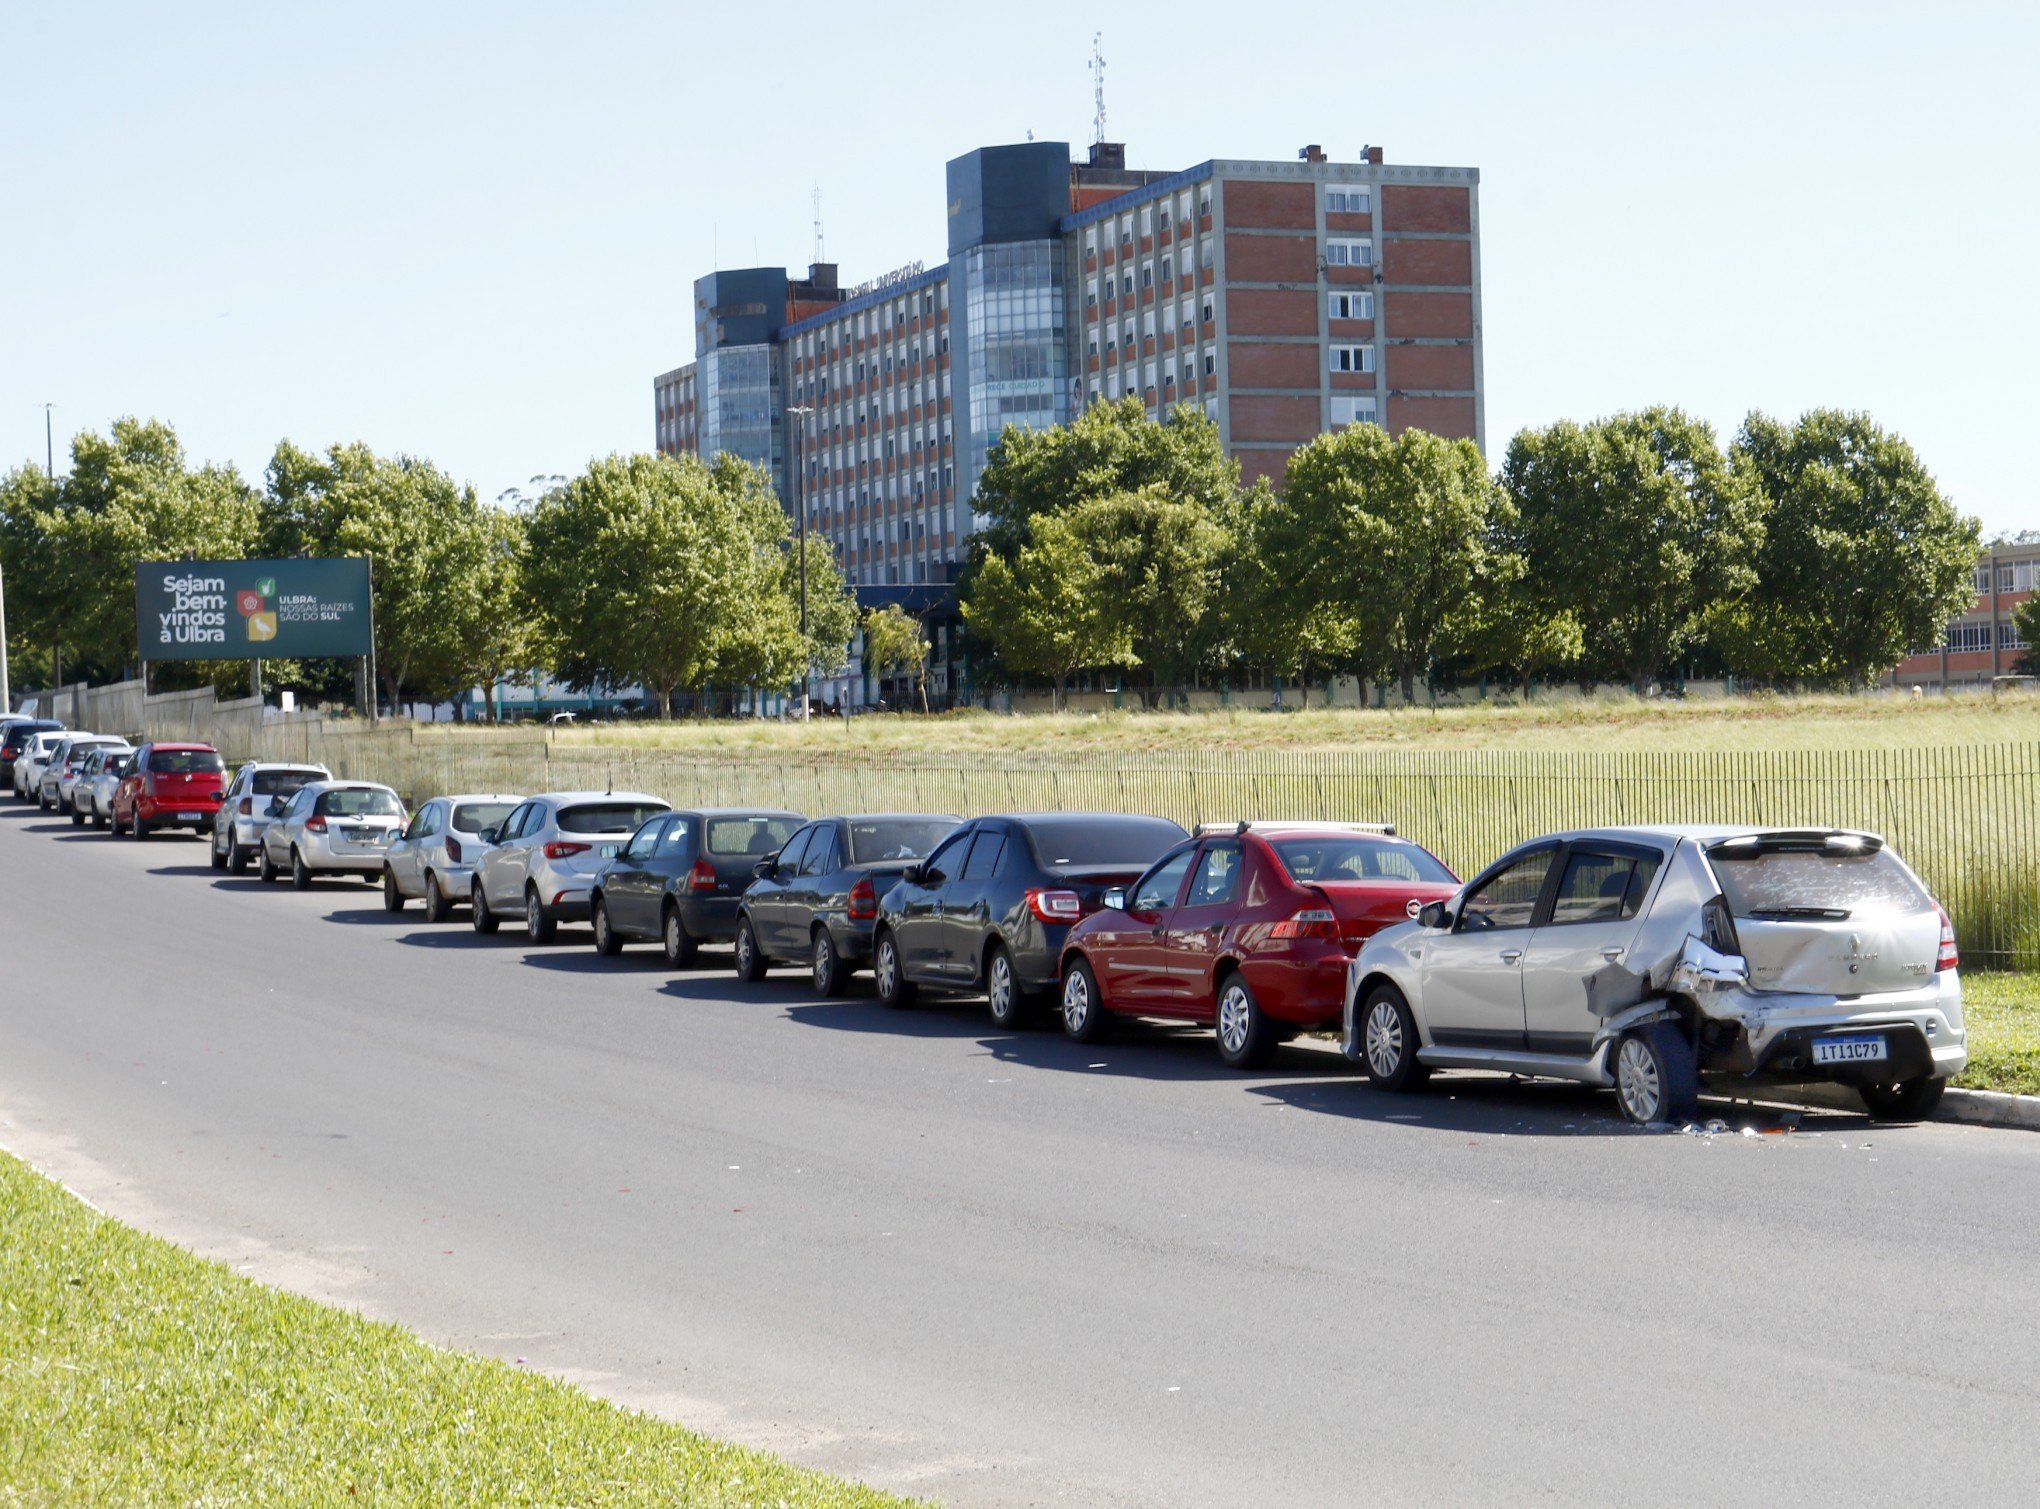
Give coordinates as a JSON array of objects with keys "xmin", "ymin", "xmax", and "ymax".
[{"xmin": 652, "ymin": 138, "xmax": 1483, "ymax": 705}]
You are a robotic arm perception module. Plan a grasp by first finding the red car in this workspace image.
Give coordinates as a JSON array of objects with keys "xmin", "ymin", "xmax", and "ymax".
[
  {"xmin": 112, "ymin": 742, "xmax": 229, "ymax": 839},
  {"xmin": 1057, "ymin": 821, "xmax": 1461, "ymax": 1067}
]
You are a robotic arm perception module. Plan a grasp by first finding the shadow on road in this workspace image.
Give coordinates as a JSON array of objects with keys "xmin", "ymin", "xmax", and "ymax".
[{"xmin": 146, "ymin": 863, "xmax": 224, "ymax": 879}]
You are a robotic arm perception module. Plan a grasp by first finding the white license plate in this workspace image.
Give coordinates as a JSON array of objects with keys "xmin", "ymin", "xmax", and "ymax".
[
  {"xmin": 177, "ymin": 811, "xmax": 204, "ymax": 822},
  {"xmin": 1812, "ymin": 1035, "xmax": 1887, "ymax": 1065}
]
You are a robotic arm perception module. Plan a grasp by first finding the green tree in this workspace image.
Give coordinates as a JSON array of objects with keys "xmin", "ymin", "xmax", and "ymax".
[
  {"xmin": 961, "ymin": 518, "xmax": 1131, "ymax": 709},
  {"xmin": 2017, "ymin": 593, "xmax": 2040, "ymax": 678},
  {"xmin": 0, "ymin": 464, "xmax": 64, "ymax": 688},
  {"xmin": 1220, "ymin": 481, "xmax": 1358, "ymax": 708},
  {"xmin": 1069, "ymin": 488, "xmax": 1231, "ymax": 708},
  {"xmin": 1502, "ymin": 408, "xmax": 1761, "ymax": 695},
  {"xmin": 1275, "ymin": 425, "xmax": 1512, "ymax": 704},
  {"xmin": 443, "ymin": 502, "xmax": 549, "ymax": 723},
  {"xmin": 1715, "ymin": 410, "xmax": 1980, "ymax": 690},
  {"xmin": 862, "ymin": 603, "xmax": 933, "ymax": 713}
]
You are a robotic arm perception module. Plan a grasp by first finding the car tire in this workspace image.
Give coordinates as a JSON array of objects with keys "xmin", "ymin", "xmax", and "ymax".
[
  {"xmin": 1215, "ymin": 971, "xmax": 1279, "ymax": 1069},
  {"xmin": 524, "ymin": 887, "xmax": 557, "ymax": 944},
  {"xmin": 422, "ymin": 872, "xmax": 450, "ymax": 923},
  {"xmin": 592, "ymin": 896, "xmax": 622, "ymax": 956},
  {"xmin": 134, "ymin": 815, "xmax": 151, "ymax": 841},
  {"xmin": 733, "ymin": 918, "xmax": 766, "ymax": 982},
  {"xmin": 874, "ymin": 929, "xmax": 916, "ymax": 1008},
  {"xmin": 1612, "ymin": 1019, "xmax": 1700, "ymax": 1126},
  {"xmin": 984, "ymin": 942, "xmax": 1032, "ymax": 1030},
  {"xmin": 227, "ymin": 837, "xmax": 248, "ymax": 874},
  {"xmin": 94, "ymin": 808, "xmax": 108, "ymax": 831},
  {"xmin": 471, "ymin": 880, "xmax": 500, "ymax": 935},
  {"xmin": 661, "ymin": 903, "xmax": 698, "ymax": 968},
  {"xmin": 1857, "ymin": 1075, "xmax": 1947, "ymax": 1122},
  {"xmin": 71, "ymin": 805, "xmax": 85, "ymax": 829},
  {"xmin": 1060, "ymin": 956, "xmax": 1108, "ymax": 1042},
  {"xmin": 291, "ymin": 848, "xmax": 313, "ymax": 891},
  {"xmin": 258, "ymin": 845, "xmax": 278, "ymax": 884},
  {"xmin": 1359, "ymin": 983, "xmax": 1431, "ymax": 1092},
  {"xmin": 811, "ymin": 927, "xmax": 849, "ymax": 996},
  {"xmin": 382, "ymin": 867, "xmax": 405, "ymax": 913}
]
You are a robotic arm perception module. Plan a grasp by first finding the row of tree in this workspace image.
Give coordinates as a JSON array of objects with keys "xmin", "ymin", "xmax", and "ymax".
[
  {"xmin": 0, "ymin": 421, "xmax": 857, "ymax": 717},
  {"xmin": 957, "ymin": 399, "xmax": 1985, "ymax": 704}
]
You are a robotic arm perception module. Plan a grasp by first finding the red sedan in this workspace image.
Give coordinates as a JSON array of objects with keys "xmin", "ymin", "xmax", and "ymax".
[
  {"xmin": 1057, "ymin": 821, "xmax": 1461, "ymax": 1067},
  {"xmin": 111, "ymin": 742, "xmax": 229, "ymax": 839}
]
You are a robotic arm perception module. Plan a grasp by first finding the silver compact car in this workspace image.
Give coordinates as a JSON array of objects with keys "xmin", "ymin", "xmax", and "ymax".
[
  {"xmin": 19, "ymin": 730, "xmax": 86, "ymax": 805},
  {"xmin": 381, "ymin": 791, "xmax": 522, "ymax": 921},
  {"xmin": 48, "ymin": 737, "xmax": 131, "ymax": 815},
  {"xmin": 212, "ymin": 761, "xmax": 331, "ymax": 873},
  {"xmin": 73, "ymin": 747, "xmax": 132, "ymax": 828},
  {"xmin": 470, "ymin": 791, "xmax": 670, "ymax": 943},
  {"xmin": 1345, "ymin": 825, "xmax": 1966, "ymax": 1126},
  {"xmin": 257, "ymin": 780, "xmax": 408, "ymax": 890}
]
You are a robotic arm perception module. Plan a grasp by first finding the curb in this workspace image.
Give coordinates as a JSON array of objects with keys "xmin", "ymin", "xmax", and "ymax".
[{"xmin": 1760, "ymin": 1082, "xmax": 2040, "ymax": 1132}]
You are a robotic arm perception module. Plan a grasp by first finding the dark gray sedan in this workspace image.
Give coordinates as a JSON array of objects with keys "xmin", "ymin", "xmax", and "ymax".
[
  {"xmin": 588, "ymin": 807, "xmax": 804, "ymax": 965},
  {"xmin": 732, "ymin": 813, "xmax": 962, "ymax": 993}
]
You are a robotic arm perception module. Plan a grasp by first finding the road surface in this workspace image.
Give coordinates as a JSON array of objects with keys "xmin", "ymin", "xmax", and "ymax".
[{"xmin": 3, "ymin": 800, "xmax": 2037, "ymax": 1505}]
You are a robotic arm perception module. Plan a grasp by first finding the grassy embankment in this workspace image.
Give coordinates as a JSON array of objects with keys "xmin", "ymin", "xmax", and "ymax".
[
  {"xmin": 1959, "ymin": 975, "xmax": 2040, "ymax": 1097},
  {"xmin": 0, "ymin": 1151, "xmax": 921, "ymax": 1507}
]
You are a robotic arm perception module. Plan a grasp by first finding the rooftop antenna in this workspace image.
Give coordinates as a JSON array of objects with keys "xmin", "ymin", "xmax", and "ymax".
[
  {"xmin": 1090, "ymin": 32, "xmax": 1106, "ymax": 147},
  {"xmin": 812, "ymin": 185, "xmax": 824, "ymax": 264}
]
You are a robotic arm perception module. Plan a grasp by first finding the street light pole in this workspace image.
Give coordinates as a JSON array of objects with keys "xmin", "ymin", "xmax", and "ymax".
[{"xmin": 787, "ymin": 405, "xmax": 815, "ymax": 722}]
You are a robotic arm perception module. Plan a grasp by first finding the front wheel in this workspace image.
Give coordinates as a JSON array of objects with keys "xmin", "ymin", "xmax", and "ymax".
[
  {"xmin": 1858, "ymin": 1076, "xmax": 1947, "ymax": 1123},
  {"xmin": 422, "ymin": 872, "xmax": 450, "ymax": 923},
  {"xmin": 985, "ymin": 943, "xmax": 1032, "ymax": 1029},
  {"xmin": 661, "ymin": 904, "xmax": 698, "ymax": 968},
  {"xmin": 874, "ymin": 930, "xmax": 916, "ymax": 1007},
  {"xmin": 134, "ymin": 815, "xmax": 151, "ymax": 842},
  {"xmin": 811, "ymin": 927, "xmax": 849, "ymax": 995},
  {"xmin": 524, "ymin": 889, "xmax": 557, "ymax": 944},
  {"xmin": 471, "ymin": 881, "xmax": 500, "ymax": 935},
  {"xmin": 1359, "ymin": 984, "xmax": 1430, "ymax": 1091},
  {"xmin": 382, "ymin": 867, "xmax": 405, "ymax": 913},
  {"xmin": 209, "ymin": 829, "xmax": 226, "ymax": 867},
  {"xmin": 733, "ymin": 918, "xmax": 766, "ymax": 982},
  {"xmin": 291, "ymin": 848, "xmax": 313, "ymax": 891},
  {"xmin": 591, "ymin": 896, "xmax": 622, "ymax": 956},
  {"xmin": 1612, "ymin": 1020, "xmax": 1700, "ymax": 1126},
  {"xmin": 1060, "ymin": 957, "xmax": 1109, "ymax": 1043}
]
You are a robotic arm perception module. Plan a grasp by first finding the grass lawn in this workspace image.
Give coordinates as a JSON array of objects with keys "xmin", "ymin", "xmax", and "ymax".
[
  {"xmin": 1958, "ymin": 973, "xmax": 2040, "ymax": 1098},
  {"xmin": 0, "ymin": 1152, "xmax": 921, "ymax": 1508}
]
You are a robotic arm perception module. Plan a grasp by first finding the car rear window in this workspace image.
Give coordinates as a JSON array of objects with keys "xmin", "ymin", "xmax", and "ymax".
[
  {"xmin": 253, "ymin": 768, "xmax": 324, "ymax": 796},
  {"xmin": 848, "ymin": 819, "xmax": 957, "ymax": 864},
  {"xmin": 1269, "ymin": 836, "xmax": 1456, "ymax": 886},
  {"xmin": 316, "ymin": 788, "xmax": 403, "ymax": 818},
  {"xmin": 559, "ymin": 802, "xmax": 668, "ymax": 835},
  {"xmin": 706, "ymin": 815, "xmax": 802, "ymax": 857},
  {"xmin": 1024, "ymin": 816, "xmax": 1187, "ymax": 869},
  {"xmin": 149, "ymin": 750, "xmax": 225, "ymax": 774},
  {"xmin": 452, "ymin": 801, "xmax": 516, "ymax": 834},
  {"xmin": 1707, "ymin": 842, "xmax": 1931, "ymax": 919}
]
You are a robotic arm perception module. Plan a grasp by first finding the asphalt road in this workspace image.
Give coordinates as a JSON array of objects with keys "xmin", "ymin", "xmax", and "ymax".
[{"xmin": 3, "ymin": 799, "xmax": 2038, "ymax": 1507}]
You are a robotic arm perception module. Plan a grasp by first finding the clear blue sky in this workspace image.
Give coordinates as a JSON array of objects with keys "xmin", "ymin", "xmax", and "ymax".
[{"xmin": 3, "ymin": 1, "xmax": 2033, "ymax": 533}]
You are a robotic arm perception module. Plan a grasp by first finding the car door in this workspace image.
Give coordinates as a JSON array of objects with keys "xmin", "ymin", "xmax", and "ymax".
[
  {"xmin": 268, "ymin": 789, "xmax": 306, "ymax": 862},
  {"xmin": 481, "ymin": 802, "xmax": 536, "ymax": 907},
  {"xmin": 939, "ymin": 824, "xmax": 1008, "ymax": 981},
  {"xmin": 785, "ymin": 822, "xmax": 841, "ymax": 953},
  {"xmin": 894, "ymin": 826, "xmax": 973, "ymax": 980},
  {"xmin": 752, "ymin": 824, "xmax": 813, "ymax": 955},
  {"xmin": 1417, "ymin": 844, "xmax": 1558, "ymax": 1051},
  {"xmin": 606, "ymin": 817, "xmax": 666, "ymax": 935},
  {"xmin": 1101, "ymin": 846, "xmax": 1198, "ymax": 1010},
  {"xmin": 1162, "ymin": 840, "xmax": 1244, "ymax": 1016},
  {"xmin": 221, "ymin": 764, "xmax": 252, "ymax": 846},
  {"xmin": 1519, "ymin": 842, "xmax": 1664, "ymax": 1057}
]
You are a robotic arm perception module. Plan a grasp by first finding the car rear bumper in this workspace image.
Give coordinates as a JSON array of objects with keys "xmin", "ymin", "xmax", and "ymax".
[
  {"xmin": 1696, "ymin": 977, "xmax": 1967, "ymax": 1083},
  {"xmin": 300, "ymin": 838, "xmax": 391, "ymax": 874},
  {"xmin": 142, "ymin": 799, "xmax": 223, "ymax": 826},
  {"xmin": 677, "ymin": 896, "xmax": 740, "ymax": 942},
  {"xmin": 540, "ymin": 891, "xmax": 593, "ymax": 922}
]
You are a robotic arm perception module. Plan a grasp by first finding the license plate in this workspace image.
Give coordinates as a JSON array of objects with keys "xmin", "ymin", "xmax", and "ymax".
[
  {"xmin": 177, "ymin": 811, "xmax": 203, "ymax": 822},
  {"xmin": 1812, "ymin": 1035, "xmax": 1887, "ymax": 1065}
]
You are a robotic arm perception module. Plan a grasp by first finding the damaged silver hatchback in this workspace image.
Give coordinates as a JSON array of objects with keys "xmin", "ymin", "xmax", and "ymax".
[{"xmin": 1343, "ymin": 826, "xmax": 1965, "ymax": 1125}]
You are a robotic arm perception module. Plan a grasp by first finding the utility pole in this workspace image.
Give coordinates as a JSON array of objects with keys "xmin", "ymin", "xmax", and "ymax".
[
  {"xmin": 43, "ymin": 402, "xmax": 54, "ymax": 480},
  {"xmin": 787, "ymin": 406, "xmax": 815, "ymax": 721},
  {"xmin": 0, "ymin": 560, "xmax": 11, "ymax": 714}
]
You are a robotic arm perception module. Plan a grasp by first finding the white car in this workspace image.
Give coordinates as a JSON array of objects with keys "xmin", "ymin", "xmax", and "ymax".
[
  {"xmin": 1344, "ymin": 825, "xmax": 1965, "ymax": 1125},
  {"xmin": 380, "ymin": 792, "xmax": 522, "ymax": 921},
  {"xmin": 257, "ymin": 780, "xmax": 408, "ymax": 889},
  {"xmin": 46, "ymin": 736, "xmax": 131, "ymax": 814},
  {"xmin": 470, "ymin": 791, "xmax": 670, "ymax": 943},
  {"xmin": 72, "ymin": 746, "xmax": 135, "ymax": 828},
  {"xmin": 211, "ymin": 761, "xmax": 331, "ymax": 874},
  {"xmin": 15, "ymin": 729, "xmax": 77, "ymax": 802}
]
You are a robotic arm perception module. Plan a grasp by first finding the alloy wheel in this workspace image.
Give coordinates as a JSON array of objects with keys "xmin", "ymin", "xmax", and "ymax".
[
  {"xmin": 876, "ymin": 938, "xmax": 897, "ymax": 996},
  {"xmin": 1364, "ymin": 1000, "xmax": 1405, "ymax": 1079},
  {"xmin": 1062, "ymin": 967, "xmax": 1092, "ymax": 1033},
  {"xmin": 988, "ymin": 952, "xmax": 1014, "ymax": 1022},
  {"xmin": 813, "ymin": 931, "xmax": 835, "ymax": 991},
  {"xmin": 1616, "ymin": 1038, "xmax": 1663, "ymax": 1123},
  {"xmin": 1217, "ymin": 982, "xmax": 1253, "ymax": 1056}
]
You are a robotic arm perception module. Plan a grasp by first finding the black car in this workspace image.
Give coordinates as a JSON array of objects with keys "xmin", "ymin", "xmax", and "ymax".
[
  {"xmin": 0, "ymin": 718, "xmax": 63, "ymax": 789},
  {"xmin": 589, "ymin": 806, "xmax": 803, "ymax": 965},
  {"xmin": 733, "ymin": 812, "xmax": 963, "ymax": 993},
  {"xmin": 872, "ymin": 812, "xmax": 1190, "ymax": 1027}
]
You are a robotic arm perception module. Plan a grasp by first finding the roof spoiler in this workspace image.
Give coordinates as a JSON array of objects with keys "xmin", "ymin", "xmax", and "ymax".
[
  {"xmin": 1706, "ymin": 830, "xmax": 1884, "ymax": 856},
  {"xmin": 1193, "ymin": 819, "xmax": 1397, "ymax": 837}
]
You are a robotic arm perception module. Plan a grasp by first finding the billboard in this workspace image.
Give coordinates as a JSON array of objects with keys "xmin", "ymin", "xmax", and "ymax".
[{"xmin": 135, "ymin": 557, "xmax": 374, "ymax": 661}]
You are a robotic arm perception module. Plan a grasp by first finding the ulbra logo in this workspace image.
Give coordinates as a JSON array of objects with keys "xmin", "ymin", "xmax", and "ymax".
[{"xmin": 238, "ymin": 578, "xmax": 278, "ymax": 643}]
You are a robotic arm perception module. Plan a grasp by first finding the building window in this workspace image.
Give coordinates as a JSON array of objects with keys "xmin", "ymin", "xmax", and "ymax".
[
  {"xmin": 1326, "ymin": 238, "xmax": 1374, "ymax": 267},
  {"xmin": 1140, "ymin": 204, "xmax": 1153, "ymax": 236},
  {"xmin": 1326, "ymin": 185, "xmax": 1372, "ymax": 215},
  {"xmin": 1331, "ymin": 345, "xmax": 1375, "ymax": 373},
  {"xmin": 1198, "ymin": 191, "xmax": 1211, "ymax": 218},
  {"xmin": 1945, "ymin": 621, "xmax": 1993, "ymax": 652},
  {"xmin": 1201, "ymin": 297, "xmax": 1214, "ymax": 324},
  {"xmin": 2004, "ymin": 620, "xmax": 2029, "ymax": 649},
  {"xmin": 1329, "ymin": 291, "xmax": 1375, "ymax": 320},
  {"xmin": 1203, "ymin": 350, "xmax": 1216, "ymax": 376},
  {"xmin": 1086, "ymin": 280, "xmax": 1098, "ymax": 308},
  {"xmin": 1142, "ymin": 311, "xmax": 1156, "ymax": 338},
  {"xmin": 1141, "ymin": 263, "xmax": 1153, "ymax": 288},
  {"xmin": 1330, "ymin": 395, "xmax": 1378, "ymax": 428}
]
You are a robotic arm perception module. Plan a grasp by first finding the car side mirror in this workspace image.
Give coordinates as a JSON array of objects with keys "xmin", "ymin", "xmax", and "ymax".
[
  {"xmin": 1419, "ymin": 901, "xmax": 1448, "ymax": 930},
  {"xmin": 918, "ymin": 865, "xmax": 944, "ymax": 885},
  {"xmin": 1102, "ymin": 886, "xmax": 1128, "ymax": 912},
  {"xmin": 753, "ymin": 857, "xmax": 776, "ymax": 879},
  {"xmin": 478, "ymin": 826, "xmax": 500, "ymax": 845}
]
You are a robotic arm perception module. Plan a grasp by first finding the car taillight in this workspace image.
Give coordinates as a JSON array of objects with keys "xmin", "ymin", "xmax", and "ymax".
[
  {"xmin": 239, "ymin": 797, "xmax": 253, "ymax": 815},
  {"xmin": 543, "ymin": 841, "xmax": 590, "ymax": 860},
  {"xmin": 848, "ymin": 876, "xmax": 878, "ymax": 921},
  {"xmin": 1936, "ymin": 905, "xmax": 1959, "ymax": 972},
  {"xmin": 445, "ymin": 834, "xmax": 463, "ymax": 863},
  {"xmin": 1270, "ymin": 906, "xmax": 1339, "ymax": 941},
  {"xmin": 1026, "ymin": 888, "xmax": 1083, "ymax": 923},
  {"xmin": 306, "ymin": 815, "xmax": 328, "ymax": 833},
  {"xmin": 686, "ymin": 858, "xmax": 717, "ymax": 893}
]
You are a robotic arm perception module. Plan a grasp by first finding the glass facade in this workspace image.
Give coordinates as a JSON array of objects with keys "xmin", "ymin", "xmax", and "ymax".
[
  {"xmin": 961, "ymin": 241, "xmax": 1067, "ymax": 499},
  {"xmin": 697, "ymin": 344, "xmax": 782, "ymax": 483}
]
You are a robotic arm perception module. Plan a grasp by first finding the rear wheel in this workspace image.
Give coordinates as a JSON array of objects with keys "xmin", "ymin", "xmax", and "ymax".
[
  {"xmin": 382, "ymin": 867, "xmax": 405, "ymax": 912},
  {"xmin": 258, "ymin": 844, "xmax": 278, "ymax": 884},
  {"xmin": 71, "ymin": 805, "xmax": 86, "ymax": 829},
  {"xmin": 291, "ymin": 848, "xmax": 313, "ymax": 891},
  {"xmin": 93, "ymin": 807, "xmax": 108, "ymax": 831},
  {"xmin": 874, "ymin": 929, "xmax": 916, "ymax": 1007},
  {"xmin": 134, "ymin": 814, "xmax": 151, "ymax": 841},
  {"xmin": 227, "ymin": 835, "xmax": 248, "ymax": 873},
  {"xmin": 1612, "ymin": 1020, "xmax": 1700, "ymax": 1126},
  {"xmin": 1858, "ymin": 1075, "xmax": 1947, "ymax": 1122},
  {"xmin": 1360, "ymin": 983, "xmax": 1430, "ymax": 1091},
  {"xmin": 422, "ymin": 871, "xmax": 450, "ymax": 923},
  {"xmin": 524, "ymin": 887, "xmax": 557, "ymax": 944},
  {"xmin": 984, "ymin": 943, "xmax": 1032, "ymax": 1029},
  {"xmin": 811, "ymin": 927, "xmax": 849, "ymax": 996},
  {"xmin": 1060, "ymin": 956, "xmax": 1109, "ymax": 1043},
  {"xmin": 661, "ymin": 904, "xmax": 698, "ymax": 968},
  {"xmin": 591, "ymin": 896, "xmax": 622, "ymax": 956},
  {"xmin": 1215, "ymin": 972, "xmax": 1279, "ymax": 1069},
  {"xmin": 733, "ymin": 918, "xmax": 766, "ymax": 982},
  {"xmin": 471, "ymin": 880, "xmax": 500, "ymax": 935}
]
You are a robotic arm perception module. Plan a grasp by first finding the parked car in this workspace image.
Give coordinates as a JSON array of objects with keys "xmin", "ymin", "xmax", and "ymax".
[
  {"xmin": 210, "ymin": 761, "xmax": 332, "ymax": 873},
  {"xmin": 1057, "ymin": 822, "xmax": 1462, "ymax": 1066},
  {"xmin": 1343, "ymin": 825, "xmax": 1968, "ymax": 1125},
  {"xmin": 58, "ymin": 740, "xmax": 134, "ymax": 824},
  {"xmin": 381, "ymin": 792, "xmax": 522, "ymax": 920},
  {"xmin": 257, "ymin": 780, "xmax": 408, "ymax": 889},
  {"xmin": 590, "ymin": 806, "xmax": 807, "ymax": 965},
  {"xmin": 14, "ymin": 728, "xmax": 76, "ymax": 802},
  {"xmin": 871, "ymin": 812, "xmax": 1190, "ymax": 1025},
  {"xmin": 111, "ymin": 743, "xmax": 229, "ymax": 838},
  {"xmin": 44, "ymin": 736, "xmax": 131, "ymax": 815},
  {"xmin": 80, "ymin": 748, "xmax": 135, "ymax": 829},
  {"xmin": 469, "ymin": 791, "xmax": 671, "ymax": 943},
  {"xmin": 728, "ymin": 812, "xmax": 959, "ymax": 989},
  {"xmin": 0, "ymin": 718, "xmax": 62, "ymax": 791}
]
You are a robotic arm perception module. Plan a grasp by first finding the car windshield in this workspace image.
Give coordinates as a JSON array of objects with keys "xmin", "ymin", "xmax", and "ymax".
[
  {"xmin": 452, "ymin": 801, "xmax": 516, "ymax": 834},
  {"xmin": 559, "ymin": 801, "xmax": 668, "ymax": 834},
  {"xmin": 1024, "ymin": 816, "xmax": 1187, "ymax": 869},
  {"xmin": 315, "ymin": 788, "xmax": 403, "ymax": 818},
  {"xmin": 1707, "ymin": 841, "xmax": 1931, "ymax": 919},
  {"xmin": 706, "ymin": 815, "xmax": 802, "ymax": 856},
  {"xmin": 1269, "ymin": 836, "xmax": 1456, "ymax": 885},
  {"xmin": 848, "ymin": 818, "xmax": 957, "ymax": 864},
  {"xmin": 253, "ymin": 768, "xmax": 324, "ymax": 796},
  {"xmin": 149, "ymin": 750, "xmax": 225, "ymax": 774}
]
